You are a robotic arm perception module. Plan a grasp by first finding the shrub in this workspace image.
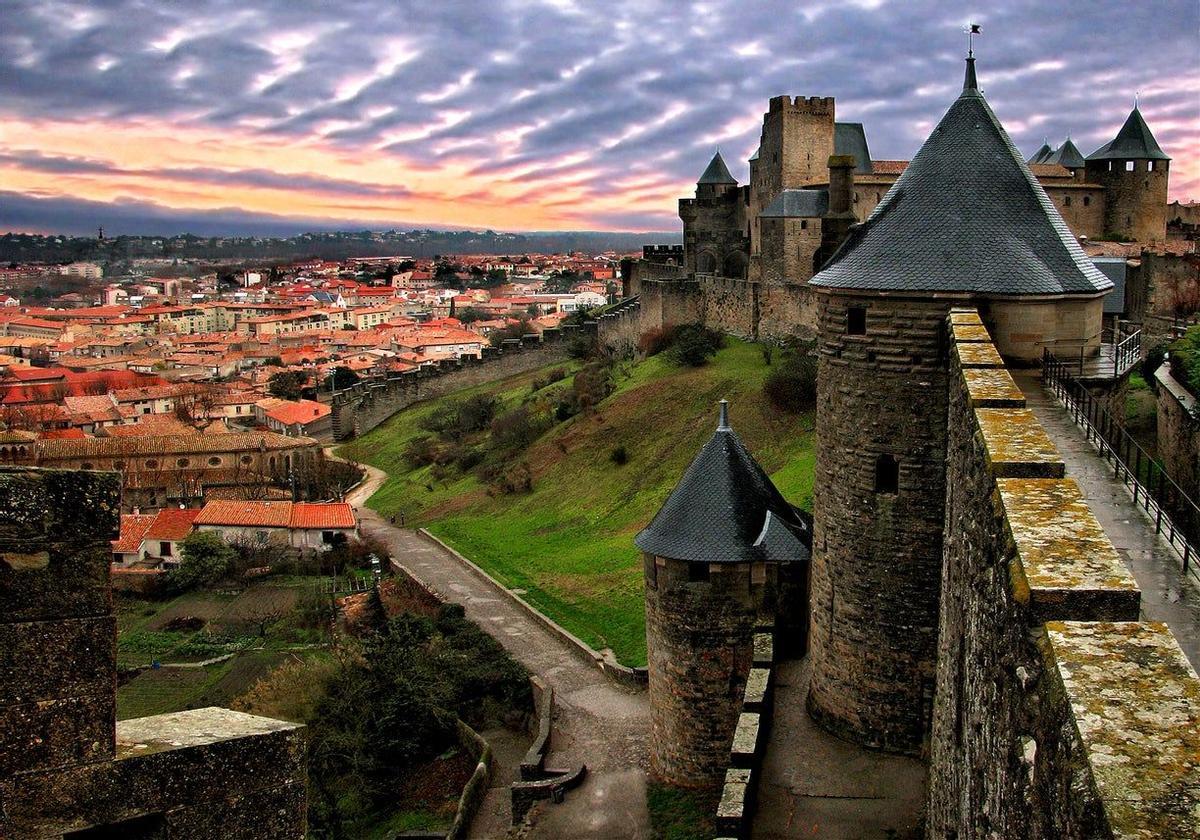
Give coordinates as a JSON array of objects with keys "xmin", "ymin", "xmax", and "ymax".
[
  {"xmin": 418, "ymin": 394, "xmax": 498, "ymax": 441},
  {"xmin": 573, "ymin": 359, "xmax": 614, "ymax": 411},
  {"xmin": 638, "ymin": 324, "xmax": 678, "ymax": 356},
  {"xmin": 166, "ymin": 531, "xmax": 236, "ymax": 593},
  {"xmin": 530, "ymin": 367, "xmax": 568, "ymax": 393},
  {"xmin": 610, "ymin": 445, "xmax": 629, "ymax": 465},
  {"xmin": 668, "ymin": 324, "xmax": 725, "ymax": 367},
  {"xmin": 490, "ymin": 405, "xmax": 552, "ymax": 452},
  {"xmin": 1168, "ymin": 325, "xmax": 1200, "ymax": 399},
  {"xmin": 1141, "ymin": 344, "xmax": 1167, "ymax": 392},
  {"xmin": 402, "ymin": 435, "xmax": 440, "ymax": 469},
  {"xmin": 763, "ymin": 342, "xmax": 819, "ymax": 413},
  {"xmin": 568, "ymin": 333, "xmax": 595, "ymax": 359}
]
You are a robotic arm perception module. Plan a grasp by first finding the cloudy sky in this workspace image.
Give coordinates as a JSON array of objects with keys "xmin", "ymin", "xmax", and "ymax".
[{"xmin": 1, "ymin": 0, "xmax": 1196, "ymax": 236}]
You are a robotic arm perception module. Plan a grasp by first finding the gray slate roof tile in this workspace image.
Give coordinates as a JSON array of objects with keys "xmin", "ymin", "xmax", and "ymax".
[{"xmin": 809, "ymin": 59, "xmax": 1113, "ymax": 297}]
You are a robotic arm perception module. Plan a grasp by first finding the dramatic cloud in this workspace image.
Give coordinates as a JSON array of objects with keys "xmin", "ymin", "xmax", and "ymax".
[{"xmin": 1, "ymin": 0, "xmax": 1196, "ymax": 235}]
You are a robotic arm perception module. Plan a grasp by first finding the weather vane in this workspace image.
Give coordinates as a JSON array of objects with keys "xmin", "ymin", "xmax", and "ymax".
[{"xmin": 965, "ymin": 22, "xmax": 981, "ymax": 56}]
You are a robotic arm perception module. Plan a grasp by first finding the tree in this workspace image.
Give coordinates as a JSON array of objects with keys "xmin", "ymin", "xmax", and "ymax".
[
  {"xmin": 268, "ymin": 370, "xmax": 305, "ymax": 400},
  {"xmin": 326, "ymin": 366, "xmax": 360, "ymax": 391},
  {"xmin": 167, "ymin": 531, "xmax": 235, "ymax": 592}
]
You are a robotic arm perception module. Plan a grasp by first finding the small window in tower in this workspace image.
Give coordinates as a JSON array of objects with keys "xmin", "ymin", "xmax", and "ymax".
[
  {"xmin": 1125, "ymin": 161, "xmax": 1135, "ymax": 172},
  {"xmin": 1064, "ymin": 196, "xmax": 1072, "ymax": 207},
  {"xmin": 875, "ymin": 454, "xmax": 899, "ymax": 494},
  {"xmin": 853, "ymin": 192, "xmax": 859, "ymax": 203},
  {"xmin": 1148, "ymin": 161, "xmax": 1156, "ymax": 172},
  {"xmin": 800, "ymin": 220, "xmax": 808, "ymax": 230},
  {"xmin": 847, "ymin": 306, "xmax": 867, "ymax": 335},
  {"xmin": 689, "ymin": 562, "xmax": 710, "ymax": 583},
  {"xmin": 875, "ymin": 192, "xmax": 881, "ymax": 202},
  {"xmin": 1083, "ymin": 195, "xmax": 1091, "ymax": 206}
]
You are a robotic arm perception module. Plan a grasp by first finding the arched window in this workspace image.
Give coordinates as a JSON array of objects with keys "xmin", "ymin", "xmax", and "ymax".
[{"xmin": 875, "ymin": 454, "xmax": 899, "ymax": 494}]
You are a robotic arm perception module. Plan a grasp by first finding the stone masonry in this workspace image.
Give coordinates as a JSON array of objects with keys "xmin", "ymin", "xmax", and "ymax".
[
  {"xmin": 927, "ymin": 312, "xmax": 1199, "ymax": 839},
  {"xmin": 644, "ymin": 554, "xmax": 764, "ymax": 788},
  {"xmin": 0, "ymin": 466, "xmax": 307, "ymax": 839},
  {"xmin": 806, "ymin": 294, "xmax": 951, "ymax": 754}
]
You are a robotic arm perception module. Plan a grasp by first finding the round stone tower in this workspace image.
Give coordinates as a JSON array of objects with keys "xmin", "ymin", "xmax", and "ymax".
[
  {"xmin": 804, "ymin": 56, "xmax": 1113, "ymax": 754},
  {"xmin": 637, "ymin": 401, "xmax": 810, "ymax": 787},
  {"xmin": 1083, "ymin": 106, "xmax": 1170, "ymax": 243}
]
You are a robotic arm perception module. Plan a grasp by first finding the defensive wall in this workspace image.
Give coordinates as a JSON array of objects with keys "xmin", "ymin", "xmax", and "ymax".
[
  {"xmin": 0, "ymin": 466, "xmax": 307, "ymax": 838},
  {"xmin": 1155, "ymin": 361, "xmax": 1199, "ymax": 522},
  {"xmin": 329, "ymin": 324, "xmax": 584, "ymax": 441},
  {"xmin": 926, "ymin": 310, "xmax": 1199, "ymax": 839},
  {"xmin": 637, "ymin": 275, "xmax": 819, "ymax": 342}
]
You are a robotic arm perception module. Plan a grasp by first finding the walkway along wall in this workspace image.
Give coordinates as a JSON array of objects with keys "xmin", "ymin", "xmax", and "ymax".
[
  {"xmin": 330, "ymin": 325, "xmax": 583, "ymax": 441},
  {"xmin": 926, "ymin": 310, "xmax": 1200, "ymax": 839}
]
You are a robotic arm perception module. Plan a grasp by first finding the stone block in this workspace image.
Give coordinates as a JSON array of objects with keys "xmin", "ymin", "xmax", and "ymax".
[
  {"xmin": 974, "ymin": 407, "xmax": 1065, "ymax": 478},
  {"xmin": 1, "ymin": 708, "xmax": 305, "ymax": 837},
  {"xmin": 752, "ymin": 633, "xmax": 773, "ymax": 667},
  {"xmin": 954, "ymin": 340, "xmax": 1005, "ymax": 368},
  {"xmin": 1047, "ymin": 621, "xmax": 1200, "ymax": 840},
  {"xmin": 0, "ymin": 693, "xmax": 115, "ymax": 777},
  {"xmin": 949, "ymin": 309, "xmax": 984, "ymax": 325},
  {"xmin": 962, "ymin": 367, "xmax": 1026, "ymax": 408},
  {"xmin": 951, "ymin": 322, "xmax": 992, "ymax": 343},
  {"xmin": 715, "ymin": 767, "xmax": 752, "ymax": 834},
  {"xmin": 742, "ymin": 667, "xmax": 771, "ymax": 711},
  {"xmin": 998, "ymin": 479, "xmax": 1140, "ymax": 622},
  {"xmin": 0, "ymin": 616, "xmax": 115, "ymax": 704},
  {"xmin": 730, "ymin": 712, "xmax": 761, "ymax": 767}
]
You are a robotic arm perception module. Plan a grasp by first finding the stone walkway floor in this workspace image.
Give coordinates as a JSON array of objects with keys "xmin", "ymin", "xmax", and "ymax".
[
  {"xmin": 343, "ymin": 461, "xmax": 651, "ymax": 839},
  {"xmin": 1015, "ymin": 373, "xmax": 1200, "ymax": 669},
  {"xmin": 753, "ymin": 658, "xmax": 926, "ymax": 840}
]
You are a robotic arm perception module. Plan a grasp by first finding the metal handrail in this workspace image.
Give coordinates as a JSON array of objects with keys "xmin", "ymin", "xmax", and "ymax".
[{"xmin": 1043, "ymin": 349, "xmax": 1198, "ymax": 581}]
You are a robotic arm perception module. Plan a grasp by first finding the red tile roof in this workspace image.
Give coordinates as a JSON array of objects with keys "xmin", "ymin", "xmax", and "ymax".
[
  {"xmin": 145, "ymin": 507, "xmax": 201, "ymax": 541},
  {"xmin": 112, "ymin": 514, "xmax": 155, "ymax": 553},
  {"xmin": 194, "ymin": 500, "xmax": 356, "ymax": 530}
]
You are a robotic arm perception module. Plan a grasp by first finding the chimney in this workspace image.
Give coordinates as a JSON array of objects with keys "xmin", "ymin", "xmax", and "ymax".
[{"xmin": 826, "ymin": 154, "xmax": 856, "ymax": 218}]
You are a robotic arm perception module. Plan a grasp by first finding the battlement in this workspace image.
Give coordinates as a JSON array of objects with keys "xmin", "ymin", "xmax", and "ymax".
[
  {"xmin": 929, "ymin": 310, "xmax": 1199, "ymax": 839},
  {"xmin": 767, "ymin": 95, "xmax": 834, "ymax": 115}
]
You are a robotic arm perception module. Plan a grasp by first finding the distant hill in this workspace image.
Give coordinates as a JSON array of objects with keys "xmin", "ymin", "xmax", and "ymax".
[
  {"xmin": 338, "ymin": 339, "xmax": 815, "ymax": 665},
  {"xmin": 0, "ymin": 228, "xmax": 681, "ymax": 265}
]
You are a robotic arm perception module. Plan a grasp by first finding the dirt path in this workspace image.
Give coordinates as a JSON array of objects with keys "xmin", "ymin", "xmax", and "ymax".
[{"xmin": 342, "ymin": 459, "xmax": 651, "ymax": 838}]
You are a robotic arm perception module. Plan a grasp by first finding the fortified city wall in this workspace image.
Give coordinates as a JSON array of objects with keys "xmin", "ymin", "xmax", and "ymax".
[
  {"xmin": 329, "ymin": 324, "xmax": 582, "ymax": 440},
  {"xmin": 926, "ymin": 310, "xmax": 1199, "ymax": 839}
]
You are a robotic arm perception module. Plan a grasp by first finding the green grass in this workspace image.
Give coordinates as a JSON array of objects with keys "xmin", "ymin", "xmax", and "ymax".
[
  {"xmin": 340, "ymin": 339, "xmax": 816, "ymax": 665},
  {"xmin": 646, "ymin": 782, "xmax": 718, "ymax": 840}
]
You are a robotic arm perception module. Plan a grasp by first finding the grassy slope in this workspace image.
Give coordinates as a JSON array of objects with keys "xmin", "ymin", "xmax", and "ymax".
[{"xmin": 340, "ymin": 340, "xmax": 815, "ymax": 665}]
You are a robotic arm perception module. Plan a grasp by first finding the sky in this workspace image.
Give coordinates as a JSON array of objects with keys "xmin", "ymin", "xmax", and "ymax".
[{"xmin": 1, "ymin": 0, "xmax": 1197, "ymax": 237}]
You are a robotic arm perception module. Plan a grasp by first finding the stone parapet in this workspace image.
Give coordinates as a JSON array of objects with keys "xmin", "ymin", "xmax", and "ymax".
[{"xmin": 927, "ymin": 312, "xmax": 1199, "ymax": 840}]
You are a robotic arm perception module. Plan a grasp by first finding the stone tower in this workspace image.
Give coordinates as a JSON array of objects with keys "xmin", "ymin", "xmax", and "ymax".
[
  {"xmin": 805, "ymin": 56, "xmax": 1112, "ymax": 754},
  {"xmin": 1084, "ymin": 106, "xmax": 1170, "ymax": 243},
  {"xmin": 637, "ymin": 401, "xmax": 810, "ymax": 787},
  {"xmin": 680, "ymin": 151, "xmax": 749, "ymax": 277}
]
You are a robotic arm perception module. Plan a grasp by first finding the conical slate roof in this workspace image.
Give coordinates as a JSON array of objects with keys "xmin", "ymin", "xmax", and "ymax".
[
  {"xmin": 1028, "ymin": 142, "xmax": 1053, "ymax": 164},
  {"xmin": 1087, "ymin": 107, "xmax": 1170, "ymax": 161},
  {"xmin": 1045, "ymin": 138, "xmax": 1085, "ymax": 169},
  {"xmin": 809, "ymin": 58, "xmax": 1113, "ymax": 296},
  {"xmin": 698, "ymin": 151, "xmax": 737, "ymax": 185},
  {"xmin": 635, "ymin": 401, "xmax": 809, "ymax": 564}
]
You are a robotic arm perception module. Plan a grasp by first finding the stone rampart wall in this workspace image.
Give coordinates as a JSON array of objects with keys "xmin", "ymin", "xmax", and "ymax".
[
  {"xmin": 926, "ymin": 310, "xmax": 1199, "ymax": 839},
  {"xmin": 1155, "ymin": 362, "xmax": 1199, "ymax": 506},
  {"xmin": 713, "ymin": 629, "xmax": 776, "ymax": 839},
  {"xmin": 637, "ymin": 275, "xmax": 818, "ymax": 342},
  {"xmin": 331, "ymin": 327, "xmax": 580, "ymax": 440}
]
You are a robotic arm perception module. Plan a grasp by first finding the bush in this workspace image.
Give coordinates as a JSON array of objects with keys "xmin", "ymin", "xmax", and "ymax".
[
  {"xmin": 638, "ymin": 324, "xmax": 678, "ymax": 356},
  {"xmin": 490, "ymin": 405, "xmax": 552, "ymax": 452},
  {"xmin": 667, "ymin": 324, "xmax": 725, "ymax": 367},
  {"xmin": 568, "ymin": 333, "xmax": 595, "ymax": 359},
  {"xmin": 610, "ymin": 445, "xmax": 629, "ymax": 465},
  {"xmin": 763, "ymin": 342, "xmax": 819, "ymax": 413},
  {"xmin": 1141, "ymin": 344, "xmax": 1167, "ymax": 392},
  {"xmin": 1168, "ymin": 325, "xmax": 1200, "ymax": 399},
  {"xmin": 402, "ymin": 435, "xmax": 440, "ymax": 469},
  {"xmin": 418, "ymin": 394, "xmax": 498, "ymax": 441},
  {"xmin": 530, "ymin": 367, "xmax": 568, "ymax": 393},
  {"xmin": 166, "ymin": 531, "xmax": 236, "ymax": 593},
  {"xmin": 573, "ymin": 359, "xmax": 614, "ymax": 411}
]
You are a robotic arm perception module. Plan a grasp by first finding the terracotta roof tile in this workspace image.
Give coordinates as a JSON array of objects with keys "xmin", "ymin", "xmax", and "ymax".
[{"xmin": 145, "ymin": 507, "xmax": 201, "ymax": 541}]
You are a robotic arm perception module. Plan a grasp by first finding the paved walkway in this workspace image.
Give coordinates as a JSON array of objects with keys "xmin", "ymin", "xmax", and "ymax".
[
  {"xmin": 343, "ymin": 461, "xmax": 651, "ymax": 839},
  {"xmin": 753, "ymin": 658, "xmax": 926, "ymax": 840},
  {"xmin": 1015, "ymin": 374, "xmax": 1200, "ymax": 668}
]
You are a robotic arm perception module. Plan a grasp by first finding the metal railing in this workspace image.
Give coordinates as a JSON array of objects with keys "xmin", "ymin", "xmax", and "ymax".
[
  {"xmin": 1041, "ymin": 324, "xmax": 1141, "ymax": 379},
  {"xmin": 1043, "ymin": 350, "xmax": 1199, "ymax": 581}
]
